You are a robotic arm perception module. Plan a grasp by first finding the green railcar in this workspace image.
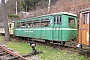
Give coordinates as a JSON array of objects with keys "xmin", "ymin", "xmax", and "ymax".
[{"xmin": 14, "ymin": 12, "xmax": 77, "ymax": 45}]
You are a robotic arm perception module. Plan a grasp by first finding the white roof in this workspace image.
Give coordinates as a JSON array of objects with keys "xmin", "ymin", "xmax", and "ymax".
[
  {"xmin": 46, "ymin": 12, "xmax": 77, "ymax": 17},
  {"xmin": 31, "ymin": 12, "xmax": 77, "ymax": 19},
  {"xmin": 33, "ymin": 12, "xmax": 77, "ymax": 18},
  {"xmin": 80, "ymin": 8, "xmax": 90, "ymax": 12},
  {"xmin": 16, "ymin": 12, "xmax": 77, "ymax": 21}
]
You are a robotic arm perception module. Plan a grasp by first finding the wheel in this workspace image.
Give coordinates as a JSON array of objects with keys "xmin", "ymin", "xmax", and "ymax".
[
  {"xmin": 45, "ymin": 40, "xmax": 50, "ymax": 43},
  {"xmin": 79, "ymin": 45, "xmax": 83, "ymax": 50},
  {"xmin": 60, "ymin": 41, "xmax": 65, "ymax": 46}
]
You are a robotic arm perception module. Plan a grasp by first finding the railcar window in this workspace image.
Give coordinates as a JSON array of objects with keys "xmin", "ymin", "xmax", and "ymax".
[
  {"xmin": 57, "ymin": 16, "xmax": 62, "ymax": 25},
  {"xmin": 33, "ymin": 20, "xmax": 40, "ymax": 27},
  {"xmin": 54, "ymin": 16, "xmax": 57, "ymax": 24},
  {"xmin": 9, "ymin": 24, "xmax": 11, "ymax": 28},
  {"xmin": 82, "ymin": 13, "xmax": 89, "ymax": 24},
  {"xmin": 54, "ymin": 16, "xmax": 61, "ymax": 25},
  {"xmin": 41, "ymin": 18, "xmax": 50, "ymax": 27},
  {"xmin": 68, "ymin": 18, "xmax": 75, "ymax": 28},
  {"xmin": 16, "ymin": 22, "xmax": 20, "ymax": 28},
  {"xmin": 26, "ymin": 21, "xmax": 32, "ymax": 28},
  {"xmin": 21, "ymin": 22, "xmax": 26, "ymax": 28}
]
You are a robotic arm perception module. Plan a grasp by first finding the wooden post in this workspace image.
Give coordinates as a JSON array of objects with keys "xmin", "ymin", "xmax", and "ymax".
[{"xmin": 1, "ymin": 0, "xmax": 10, "ymax": 41}]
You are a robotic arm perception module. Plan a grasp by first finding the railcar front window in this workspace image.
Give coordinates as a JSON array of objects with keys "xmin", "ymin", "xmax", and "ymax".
[{"xmin": 68, "ymin": 18, "xmax": 75, "ymax": 28}]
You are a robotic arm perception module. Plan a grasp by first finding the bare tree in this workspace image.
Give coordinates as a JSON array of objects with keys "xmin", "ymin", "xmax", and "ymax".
[{"xmin": 1, "ymin": 0, "xmax": 10, "ymax": 41}]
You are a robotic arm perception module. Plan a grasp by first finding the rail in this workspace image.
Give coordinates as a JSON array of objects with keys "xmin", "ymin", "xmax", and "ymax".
[{"xmin": 0, "ymin": 45, "xmax": 27, "ymax": 60}]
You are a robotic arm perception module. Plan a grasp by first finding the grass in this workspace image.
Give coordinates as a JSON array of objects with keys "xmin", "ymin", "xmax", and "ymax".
[
  {"xmin": 0, "ymin": 36, "xmax": 4, "ymax": 42},
  {"xmin": 6, "ymin": 41, "xmax": 32, "ymax": 54},
  {"xmin": 0, "ymin": 36, "xmax": 89, "ymax": 60},
  {"xmin": 6, "ymin": 41, "xmax": 89, "ymax": 60},
  {"xmin": 36, "ymin": 45, "xmax": 89, "ymax": 60}
]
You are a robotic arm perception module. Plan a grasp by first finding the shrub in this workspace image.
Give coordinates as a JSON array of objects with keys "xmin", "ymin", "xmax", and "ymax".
[{"xmin": 8, "ymin": 14, "xmax": 19, "ymax": 19}]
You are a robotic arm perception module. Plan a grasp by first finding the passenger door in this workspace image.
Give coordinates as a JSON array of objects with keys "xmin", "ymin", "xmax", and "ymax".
[
  {"xmin": 9, "ymin": 23, "xmax": 14, "ymax": 35},
  {"xmin": 79, "ymin": 12, "xmax": 90, "ymax": 46},
  {"xmin": 53, "ymin": 15, "xmax": 62, "ymax": 41}
]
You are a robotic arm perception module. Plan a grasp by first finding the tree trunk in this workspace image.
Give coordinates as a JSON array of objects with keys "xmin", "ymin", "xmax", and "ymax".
[{"xmin": 1, "ymin": 0, "xmax": 10, "ymax": 41}]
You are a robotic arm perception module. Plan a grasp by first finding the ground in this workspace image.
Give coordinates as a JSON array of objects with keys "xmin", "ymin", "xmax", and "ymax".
[
  {"xmin": 0, "ymin": 35, "xmax": 90, "ymax": 60},
  {"xmin": 28, "ymin": 55, "xmax": 41, "ymax": 60}
]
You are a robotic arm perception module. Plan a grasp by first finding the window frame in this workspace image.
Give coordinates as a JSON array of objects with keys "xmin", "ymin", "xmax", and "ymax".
[
  {"xmin": 41, "ymin": 18, "xmax": 50, "ymax": 27},
  {"xmin": 16, "ymin": 22, "xmax": 21, "ymax": 28},
  {"xmin": 9, "ymin": 24, "xmax": 11, "ymax": 28},
  {"xmin": 54, "ymin": 15, "xmax": 62, "ymax": 25},
  {"xmin": 26, "ymin": 21, "xmax": 32, "ymax": 28},
  {"xmin": 21, "ymin": 22, "xmax": 26, "ymax": 28},
  {"xmin": 33, "ymin": 20, "xmax": 41, "ymax": 27},
  {"xmin": 68, "ymin": 17, "xmax": 75, "ymax": 28},
  {"xmin": 82, "ymin": 13, "xmax": 89, "ymax": 24}
]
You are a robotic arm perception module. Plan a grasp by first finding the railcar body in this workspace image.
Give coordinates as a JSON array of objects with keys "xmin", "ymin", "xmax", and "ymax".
[
  {"xmin": 78, "ymin": 8, "xmax": 90, "ymax": 48},
  {"xmin": 0, "ymin": 22, "xmax": 14, "ymax": 35},
  {"xmin": 14, "ymin": 12, "xmax": 77, "ymax": 45},
  {"xmin": 9, "ymin": 22, "xmax": 14, "ymax": 35}
]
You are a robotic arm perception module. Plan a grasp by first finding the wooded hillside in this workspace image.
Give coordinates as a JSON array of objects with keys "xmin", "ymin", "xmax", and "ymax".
[{"xmin": 0, "ymin": 0, "xmax": 90, "ymax": 22}]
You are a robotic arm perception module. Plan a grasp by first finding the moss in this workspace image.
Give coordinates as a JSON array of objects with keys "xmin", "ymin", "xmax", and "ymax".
[{"xmin": 8, "ymin": 14, "xmax": 19, "ymax": 19}]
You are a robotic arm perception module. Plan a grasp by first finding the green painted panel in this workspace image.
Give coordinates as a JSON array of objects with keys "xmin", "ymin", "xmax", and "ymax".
[
  {"xmin": 46, "ymin": 30, "xmax": 52, "ymax": 40},
  {"xmin": 14, "ymin": 29, "xmax": 21, "ymax": 36},
  {"xmin": 14, "ymin": 13, "xmax": 77, "ymax": 42},
  {"xmin": 61, "ymin": 30, "xmax": 69, "ymax": 41},
  {"xmin": 40, "ymin": 29, "xmax": 45, "ymax": 39}
]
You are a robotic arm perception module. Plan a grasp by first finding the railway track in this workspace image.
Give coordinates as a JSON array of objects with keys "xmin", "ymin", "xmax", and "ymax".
[
  {"xmin": 13, "ymin": 37, "xmax": 79, "ymax": 53},
  {"xmin": 0, "ymin": 45, "xmax": 28, "ymax": 60},
  {"xmin": 14, "ymin": 37, "xmax": 90, "ymax": 58},
  {"xmin": 1, "ymin": 34, "xmax": 79, "ymax": 53},
  {"xmin": 1, "ymin": 35, "xmax": 90, "ymax": 59}
]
